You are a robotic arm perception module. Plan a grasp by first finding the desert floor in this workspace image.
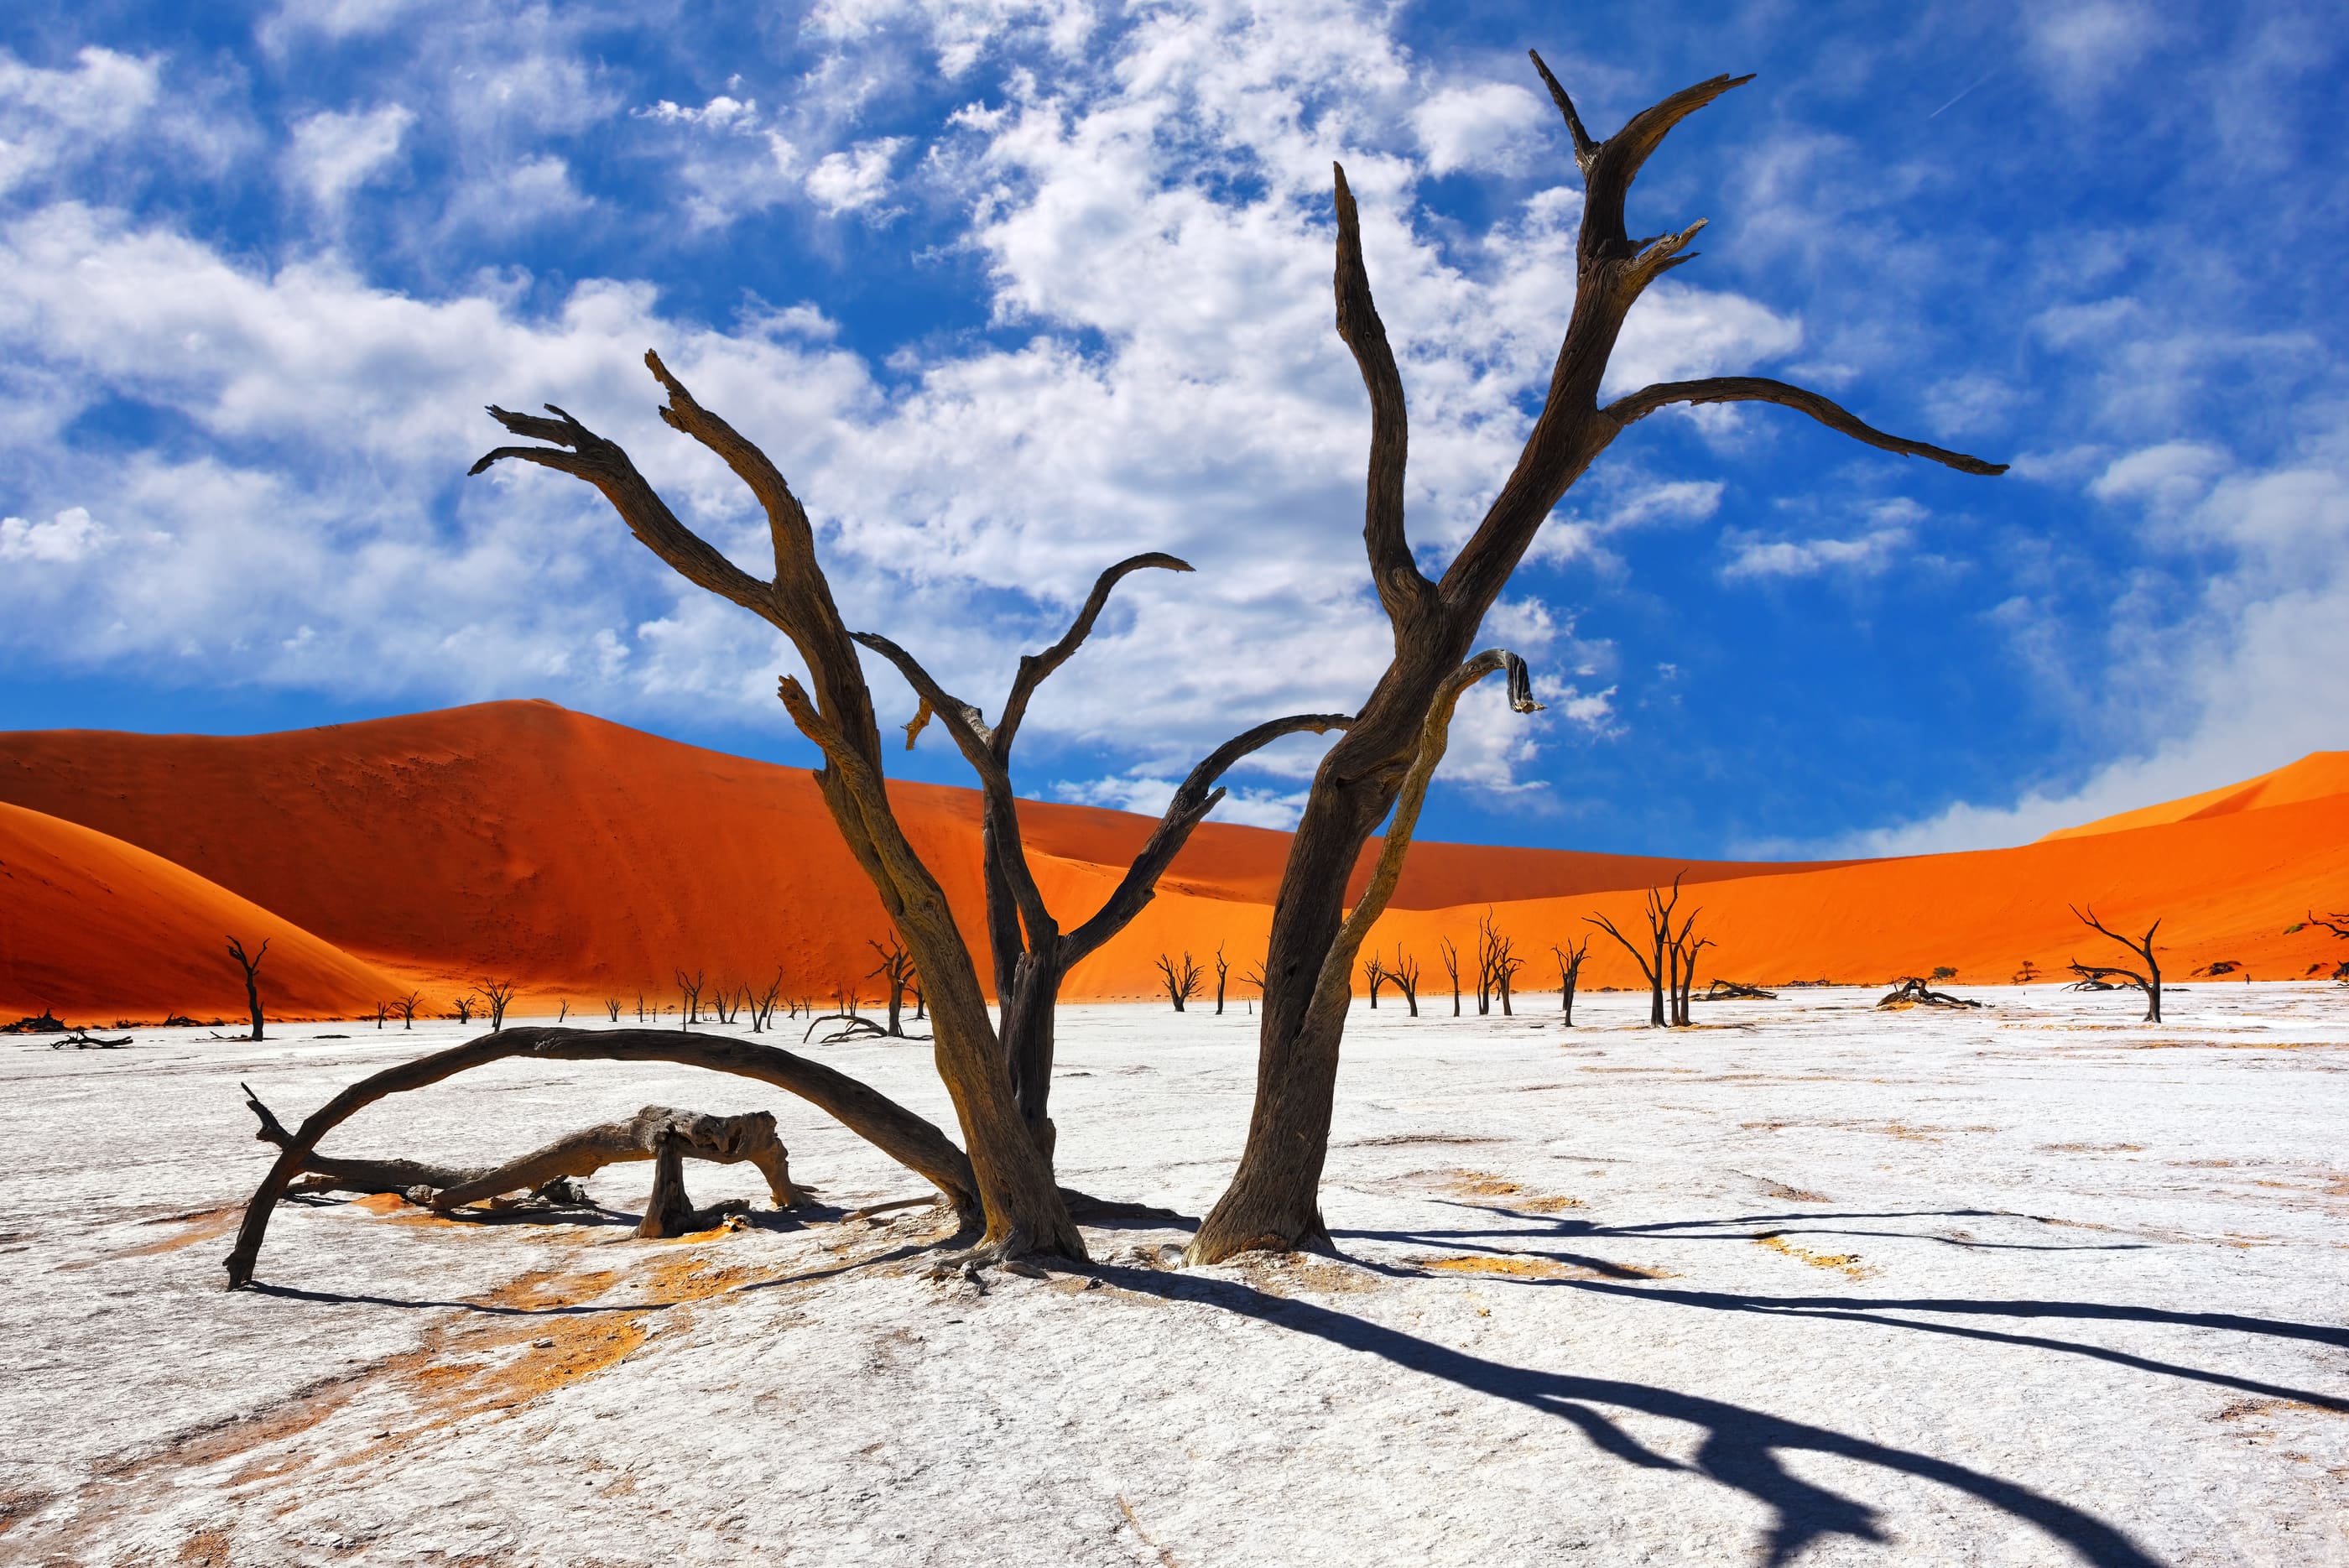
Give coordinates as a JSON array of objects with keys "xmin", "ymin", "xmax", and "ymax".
[{"xmin": 3, "ymin": 985, "xmax": 2345, "ymax": 1566}]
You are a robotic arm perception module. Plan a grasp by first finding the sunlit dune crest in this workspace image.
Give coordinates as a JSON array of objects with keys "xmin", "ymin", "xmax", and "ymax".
[{"xmin": 2, "ymin": 699, "xmax": 2344, "ymax": 1015}]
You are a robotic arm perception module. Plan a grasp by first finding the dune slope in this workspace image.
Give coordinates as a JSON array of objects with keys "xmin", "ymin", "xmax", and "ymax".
[{"xmin": 0, "ymin": 801, "xmax": 398, "ymax": 1020}]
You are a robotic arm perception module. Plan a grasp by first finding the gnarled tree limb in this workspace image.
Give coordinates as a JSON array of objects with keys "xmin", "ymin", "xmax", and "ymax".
[{"xmin": 1602, "ymin": 378, "xmax": 2009, "ymax": 476}]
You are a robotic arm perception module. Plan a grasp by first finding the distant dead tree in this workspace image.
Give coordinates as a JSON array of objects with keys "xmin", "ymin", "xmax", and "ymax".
[
  {"xmin": 480, "ymin": 979, "xmax": 519, "ymax": 1032},
  {"xmin": 225, "ymin": 935, "xmax": 269, "ymax": 1041},
  {"xmin": 1361, "ymin": 951, "xmax": 1388, "ymax": 1008},
  {"xmin": 1488, "ymin": 919, "xmax": 1526, "ymax": 1016},
  {"xmin": 751, "ymin": 970, "xmax": 785, "ymax": 1033},
  {"xmin": 1473, "ymin": 909, "xmax": 1500, "ymax": 1015},
  {"xmin": 1242, "ymin": 957, "xmax": 1268, "ymax": 1014},
  {"xmin": 2287, "ymin": 908, "xmax": 2349, "ymax": 981},
  {"xmin": 634, "ymin": 992, "xmax": 648, "ymax": 1024},
  {"xmin": 1551, "ymin": 936, "xmax": 1589, "ymax": 1025},
  {"xmin": 1388, "ymin": 947, "xmax": 1421, "ymax": 1017},
  {"xmin": 451, "ymin": 993, "xmax": 477, "ymax": 1026},
  {"xmin": 1876, "ymin": 976, "xmax": 1982, "ymax": 1009},
  {"xmin": 1213, "ymin": 945, "xmax": 1231, "ymax": 1016},
  {"xmin": 1703, "ymin": 978, "xmax": 1776, "ymax": 1000},
  {"xmin": 556, "ymin": 999, "xmax": 570, "ymax": 1023},
  {"xmin": 1156, "ymin": 951, "xmax": 1204, "ymax": 1012},
  {"xmin": 1666, "ymin": 910, "xmax": 1711, "ymax": 1026},
  {"xmin": 603, "ymin": 998, "xmax": 622, "ymax": 1023},
  {"xmin": 1588, "ymin": 874, "xmax": 1685, "ymax": 1029},
  {"xmin": 2066, "ymin": 904, "xmax": 2164, "ymax": 1023},
  {"xmin": 710, "ymin": 983, "xmax": 741, "ymax": 1027},
  {"xmin": 674, "ymin": 968, "xmax": 706, "ymax": 1029},
  {"xmin": 2011, "ymin": 959, "xmax": 2042, "ymax": 985},
  {"xmin": 869, "ymin": 936, "xmax": 919, "ymax": 1039},
  {"xmin": 371, "ymin": 1000, "xmax": 392, "ymax": 1030},
  {"xmin": 393, "ymin": 991, "xmax": 420, "ymax": 1031},
  {"xmin": 1437, "ymin": 935, "xmax": 1463, "ymax": 1017}
]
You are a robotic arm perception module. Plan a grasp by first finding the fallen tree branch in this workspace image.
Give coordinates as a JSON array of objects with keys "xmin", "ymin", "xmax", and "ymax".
[
  {"xmin": 225, "ymin": 1026, "xmax": 982, "ymax": 1287},
  {"xmin": 1876, "ymin": 977, "xmax": 1984, "ymax": 1010}
]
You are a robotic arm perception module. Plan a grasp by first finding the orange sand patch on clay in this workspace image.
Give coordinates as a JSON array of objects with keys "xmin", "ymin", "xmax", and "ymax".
[
  {"xmin": 103, "ymin": 1206, "xmax": 245, "ymax": 1261},
  {"xmin": 0, "ymin": 801, "xmax": 395, "ymax": 1019},
  {"xmin": 4, "ymin": 701, "xmax": 2346, "ymax": 1010},
  {"xmin": 1414, "ymin": 1254, "xmax": 1670, "ymax": 1282},
  {"xmin": 1755, "ymin": 1234, "xmax": 1872, "ymax": 1279}
]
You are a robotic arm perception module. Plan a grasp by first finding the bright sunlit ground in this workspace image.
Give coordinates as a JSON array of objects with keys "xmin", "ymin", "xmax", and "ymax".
[{"xmin": 4, "ymin": 984, "xmax": 2345, "ymax": 1565}]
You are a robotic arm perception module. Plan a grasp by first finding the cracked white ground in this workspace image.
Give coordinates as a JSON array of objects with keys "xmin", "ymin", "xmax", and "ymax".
[{"xmin": 3, "ymin": 984, "xmax": 2344, "ymax": 1566}]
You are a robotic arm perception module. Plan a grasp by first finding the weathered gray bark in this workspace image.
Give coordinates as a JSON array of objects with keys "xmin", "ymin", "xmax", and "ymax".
[{"xmin": 1190, "ymin": 52, "xmax": 2003, "ymax": 1263}]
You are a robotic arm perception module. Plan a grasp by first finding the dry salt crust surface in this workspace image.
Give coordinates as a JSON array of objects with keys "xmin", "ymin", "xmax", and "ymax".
[{"xmin": 3, "ymin": 986, "xmax": 2346, "ymax": 1567}]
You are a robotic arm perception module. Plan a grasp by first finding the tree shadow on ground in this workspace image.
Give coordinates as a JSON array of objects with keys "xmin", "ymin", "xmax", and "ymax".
[{"xmin": 1098, "ymin": 1262, "xmax": 2163, "ymax": 1568}]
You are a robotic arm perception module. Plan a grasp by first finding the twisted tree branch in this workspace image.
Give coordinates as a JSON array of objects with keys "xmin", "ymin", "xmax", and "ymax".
[
  {"xmin": 1603, "ymin": 377, "xmax": 2008, "ymax": 475},
  {"xmin": 1331, "ymin": 164, "xmax": 1432, "ymax": 631}
]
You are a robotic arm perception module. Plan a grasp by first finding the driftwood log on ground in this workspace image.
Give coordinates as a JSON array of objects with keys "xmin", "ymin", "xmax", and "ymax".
[
  {"xmin": 1876, "ymin": 977, "xmax": 1985, "ymax": 1010},
  {"xmin": 243, "ymin": 1087, "xmax": 808, "ymax": 1239},
  {"xmin": 224, "ymin": 1026, "xmax": 986, "ymax": 1287},
  {"xmin": 1702, "ymin": 980, "xmax": 1778, "ymax": 1001}
]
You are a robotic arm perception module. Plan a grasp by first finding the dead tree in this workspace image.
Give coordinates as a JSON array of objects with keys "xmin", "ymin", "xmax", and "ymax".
[
  {"xmin": 2012, "ymin": 959, "xmax": 2042, "ymax": 985},
  {"xmin": 1213, "ymin": 945, "xmax": 1231, "ymax": 1016},
  {"xmin": 451, "ymin": 992, "xmax": 477, "ymax": 1026},
  {"xmin": 604, "ymin": 998, "xmax": 623, "ymax": 1023},
  {"xmin": 1492, "ymin": 926, "xmax": 1526, "ymax": 1016},
  {"xmin": 1361, "ymin": 952, "xmax": 1388, "ymax": 1008},
  {"xmin": 1438, "ymin": 936, "xmax": 1463, "ymax": 1016},
  {"xmin": 555, "ymin": 999, "xmax": 570, "ymax": 1024},
  {"xmin": 2288, "ymin": 909, "xmax": 2349, "ymax": 981},
  {"xmin": 245, "ymin": 1086, "xmax": 806, "ymax": 1237},
  {"xmin": 1667, "ymin": 909, "xmax": 1711, "ymax": 1026},
  {"xmin": 1703, "ymin": 978, "xmax": 1775, "ymax": 1001},
  {"xmin": 393, "ymin": 991, "xmax": 420, "ymax": 1030},
  {"xmin": 1190, "ymin": 50, "xmax": 2003, "ymax": 1262},
  {"xmin": 2067, "ymin": 904, "xmax": 2164, "ymax": 1023},
  {"xmin": 1552, "ymin": 936, "xmax": 1589, "ymax": 1024},
  {"xmin": 1389, "ymin": 947, "xmax": 1421, "ymax": 1017},
  {"xmin": 674, "ymin": 968, "xmax": 706, "ymax": 1029},
  {"xmin": 223, "ymin": 1027, "xmax": 993, "ymax": 1285},
  {"xmin": 371, "ymin": 1001, "xmax": 392, "ymax": 1030},
  {"xmin": 868, "ymin": 936, "xmax": 919, "ymax": 1038},
  {"xmin": 225, "ymin": 935, "xmax": 269, "ymax": 1041},
  {"xmin": 1878, "ymin": 977, "xmax": 1983, "ymax": 1010},
  {"xmin": 1474, "ymin": 909, "xmax": 1499, "ymax": 1015},
  {"xmin": 752, "ymin": 970, "xmax": 785, "ymax": 1033},
  {"xmin": 1588, "ymin": 875, "xmax": 1683, "ymax": 1029},
  {"xmin": 635, "ymin": 992, "xmax": 648, "ymax": 1024},
  {"xmin": 1157, "ymin": 951, "xmax": 1203, "ymax": 1012},
  {"xmin": 853, "ymin": 560, "xmax": 1346, "ymax": 1167},
  {"xmin": 480, "ymin": 978, "xmax": 519, "ymax": 1032}
]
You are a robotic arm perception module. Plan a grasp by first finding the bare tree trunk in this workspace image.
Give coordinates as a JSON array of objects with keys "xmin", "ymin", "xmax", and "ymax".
[
  {"xmin": 2069, "ymin": 904, "xmax": 2164, "ymax": 1023},
  {"xmin": 226, "ymin": 935, "xmax": 268, "ymax": 1041}
]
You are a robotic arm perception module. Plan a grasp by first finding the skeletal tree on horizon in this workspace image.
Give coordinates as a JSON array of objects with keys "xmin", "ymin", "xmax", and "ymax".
[
  {"xmin": 225, "ymin": 935, "xmax": 269, "ymax": 1042},
  {"xmin": 451, "ymin": 992, "xmax": 476, "ymax": 1026},
  {"xmin": 1552, "ymin": 935, "xmax": 1589, "ymax": 1025},
  {"xmin": 869, "ymin": 936, "xmax": 919, "ymax": 1039},
  {"xmin": 393, "ymin": 991, "xmax": 420, "ymax": 1031},
  {"xmin": 1666, "ymin": 911, "xmax": 1711, "ymax": 1027},
  {"xmin": 1361, "ymin": 951, "xmax": 1388, "ymax": 1008},
  {"xmin": 1213, "ymin": 944, "xmax": 1231, "ymax": 1016},
  {"xmin": 1437, "ymin": 935, "xmax": 1464, "ymax": 1017},
  {"xmin": 604, "ymin": 998, "xmax": 623, "ymax": 1023},
  {"xmin": 1188, "ymin": 51, "xmax": 2003, "ymax": 1263},
  {"xmin": 674, "ymin": 968, "xmax": 706, "ymax": 1029},
  {"xmin": 752, "ymin": 970, "xmax": 785, "ymax": 1033},
  {"xmin": 1156, "ymin": 951, "xmax": 1204, "ymax": 1013},
  {"xmin": 1388, "ymin": 946, "xmax": 1421, "ymax": 1017},
  {"xmin": 1589, "ymin": 876, "xmax": 1684, "ymax": 1029},
  {"xmin": 480, "ymin": 978, "xmax": 520, "ymax": 1033},
  {"xmin": 854, "ymin": 557, "xmax": 1345, "ymax": 1165},
  {"xmin": 2067, "ymin": 904, "xmax": 2165, "ymax": 1023},
  {"xmin": 371, "ymin": 1000, "xmax": 392, "ymax": 1031}
]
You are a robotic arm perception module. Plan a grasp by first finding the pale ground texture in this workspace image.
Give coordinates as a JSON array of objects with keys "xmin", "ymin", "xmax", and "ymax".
[{"xmin": 3, "ymin": 984, "xmax": 2346, "ymax": 1567}]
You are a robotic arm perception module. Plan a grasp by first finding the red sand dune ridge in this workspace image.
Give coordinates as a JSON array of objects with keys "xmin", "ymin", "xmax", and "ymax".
[{"xmin": 3, "ymin": 700, "xmax": 2344, "ymax": 1018}]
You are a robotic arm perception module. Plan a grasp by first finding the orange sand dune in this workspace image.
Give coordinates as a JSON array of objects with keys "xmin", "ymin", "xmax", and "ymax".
[
  {"xmin": 0, "ymin": 701, "xmax": 1830, "ymax": 1010},
  {"xmin": 3, "ymin": 699, "xmax": 2343, "ymax": 1013},
  {"xmin": 2039, "ymin": 752, "xmax": 2349, "ymax": 841},
  {"xmin": 0, "ymin": 801, "xmax": 398, "ymax": 1020}
]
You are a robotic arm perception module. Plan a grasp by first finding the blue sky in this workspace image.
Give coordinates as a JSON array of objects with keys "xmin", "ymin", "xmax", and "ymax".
[{"xmin": 2, "ymin": 1, "xmax": 2343, "ymax": 857}]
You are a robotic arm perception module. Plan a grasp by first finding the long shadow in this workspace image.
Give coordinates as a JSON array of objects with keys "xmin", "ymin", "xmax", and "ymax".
[
  {"xmin": 1097, "ymin": 1264, "xmax": 2162, "ymax": 1568},
  {"xmin": 1371, "ymin": 1201, "xmax": 2153, "ymax": 1253}
]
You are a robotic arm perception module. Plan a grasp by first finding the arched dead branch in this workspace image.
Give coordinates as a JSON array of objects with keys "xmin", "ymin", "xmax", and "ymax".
[
  {"xmin": 222, "ymin": 1026, "xmax": 980, "ymax": 1288},
  {"xmin": 1877, "ymin": 977, "xmax": 1984, "ymax": 1010}
]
